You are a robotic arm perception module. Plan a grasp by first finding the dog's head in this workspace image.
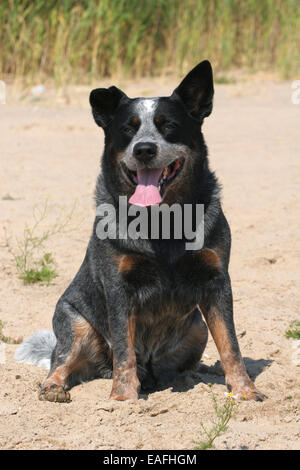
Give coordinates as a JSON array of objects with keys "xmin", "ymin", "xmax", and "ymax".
[{"xmin": 90, "ymin": 60, "xmax": 214, "ymax": 206}]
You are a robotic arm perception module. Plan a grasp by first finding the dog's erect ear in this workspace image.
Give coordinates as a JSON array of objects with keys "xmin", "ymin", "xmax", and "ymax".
[
  {"xmin": 89, "ymin": 86, "xmax": 127, "ymax": 128},
  {"xmin": 172, "ymin": 60, "xmax": 214, "ymax": 120}
]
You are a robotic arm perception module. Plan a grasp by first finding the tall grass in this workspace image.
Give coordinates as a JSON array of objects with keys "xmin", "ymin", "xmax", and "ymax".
[{"xmin": 0, "ymin": 0, "xmax": 299, "ymax": 84}]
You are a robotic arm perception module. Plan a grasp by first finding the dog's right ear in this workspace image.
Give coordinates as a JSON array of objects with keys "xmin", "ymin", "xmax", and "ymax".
[{"xmin": 89, "ymin": 86, "xmax": 127, "ymax": 128}]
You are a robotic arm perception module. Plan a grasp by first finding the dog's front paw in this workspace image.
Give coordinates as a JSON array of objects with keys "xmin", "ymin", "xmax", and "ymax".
[
  {"xmin": 226, "ymin": 377, "xmax": 267, "ymax": 401},
  {"xmin": 39, "ymin": 384, "xmax": 71, "ymax": 403},
  {"xmin": 110, "ymin": 389, "xmax": 139, "ymax": 402},
  {"xmin": 244, "ymin": 389, "xmax": 267, "ymax": 401},
  {"xmin": 110, "ymin": 375, "xmax": 140, "ymax": 402}
]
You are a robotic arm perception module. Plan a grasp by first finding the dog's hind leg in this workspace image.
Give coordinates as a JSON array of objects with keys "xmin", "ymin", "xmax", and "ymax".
[{"xmin": 39, "ymin": 305, "xmax": 111, "ymax": 403}]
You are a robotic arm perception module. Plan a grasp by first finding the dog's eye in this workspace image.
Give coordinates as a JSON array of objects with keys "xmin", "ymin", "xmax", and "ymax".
[
  {"xmin": 121, "ymin": 126, "xmax": 136, "ymax": 137},
  {"xmin": 162, "ymin": 122, "xmax": 178, "ymax": 132}
]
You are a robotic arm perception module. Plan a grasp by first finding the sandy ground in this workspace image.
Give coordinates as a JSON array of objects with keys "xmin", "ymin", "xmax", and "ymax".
[{"xmin": 0, "ymin": 77, "xmax": 299, "ymax": 450}]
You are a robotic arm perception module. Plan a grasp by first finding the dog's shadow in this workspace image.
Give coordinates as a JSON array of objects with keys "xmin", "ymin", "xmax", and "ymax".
[{"xmin": 139, "ymin": 357, "xmax": 273, "ymax": 398}]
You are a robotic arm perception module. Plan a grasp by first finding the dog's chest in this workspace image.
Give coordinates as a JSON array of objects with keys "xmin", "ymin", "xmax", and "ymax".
[{"xmin": 119, "ymin": 249, "xmax": 221, "ymax": 313}]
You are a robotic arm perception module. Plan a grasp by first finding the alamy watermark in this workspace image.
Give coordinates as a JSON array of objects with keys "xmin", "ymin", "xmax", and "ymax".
[
  {"xmin": 291, "ymin": 80, "xmax": 300, "ymax": 104},
  {"xmin": 96, "ymin": 196, "xmax": 204, "ymax": 250}
]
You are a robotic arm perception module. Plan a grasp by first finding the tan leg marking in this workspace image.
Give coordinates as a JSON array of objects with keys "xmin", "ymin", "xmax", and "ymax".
[
  {"xmin": 203, "ymin": 309, "xmax": 266, "ymax": 401},
  {"xmin": 110, "ymin": 315, "xmax": 140, "ymax": 402},
  {"xmin": 40, "ymin": 318, "xmax": 104, "ymax": 403}
]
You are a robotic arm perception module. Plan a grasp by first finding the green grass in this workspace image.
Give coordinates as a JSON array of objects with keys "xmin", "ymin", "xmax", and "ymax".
[
  {"xmin": 0, "ymin": 0, "xmax": 299, "ymax": 85},
  {"xmin": 2, "ymin": 193, "xmax": 16, "ymax": 200},
  {"xmin": 285, "ymin": 321, "xmax": 300, "ymax": 340},
  {"xmin": 4, "ymin": 200, "xmax": 76, "ymax": 285},
  {"xmin": 18, "ymin": 252, "xmax": 58, "ymax": 285}
]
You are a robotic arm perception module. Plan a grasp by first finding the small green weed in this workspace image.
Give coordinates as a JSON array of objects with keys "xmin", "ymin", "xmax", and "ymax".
[
  {"xmin": 0, "ymin": 320, "xmax": 22, "ymax": 344},
  {"xmin": 2, "ymin": 193, "xmax": 16, "ymax": 201},
  {"xmin": 194, "ymin": 386, "xmax": 238, "ymax": 450},
  {"xmin": 4, "ymin": 200, "xmax": 76, "ymax": 285},
  {"xmin": 285, "ymin": 321, "xmax": 300, "ymax": 340},
  {"xmin": 18, "ymin": 252, "xmax": 57, "ymax": 285}
]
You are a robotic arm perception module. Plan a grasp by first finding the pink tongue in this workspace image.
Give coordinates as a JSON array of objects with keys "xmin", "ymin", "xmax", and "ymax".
[{"xmin": 129, "ymin": 168, "xmax": 163, "ymax": 207}]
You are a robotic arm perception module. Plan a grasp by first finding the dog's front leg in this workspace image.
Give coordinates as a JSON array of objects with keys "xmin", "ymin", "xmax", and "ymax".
[
  {"xmin": 110, "ymin": 314, "xmax": 140, "ymax": 402},
  {"xmin": 105, "ymin": 285, "xmax": 140, "ymax": 401},
  {"xmin": 200, "ymin": 274, "xmax": 266, "ymax": 401}
]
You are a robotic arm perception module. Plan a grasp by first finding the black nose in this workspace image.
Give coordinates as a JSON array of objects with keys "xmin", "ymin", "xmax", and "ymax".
[{"xmin": 133, "ymin": 142, "xmax": 157, "ymax": 163}]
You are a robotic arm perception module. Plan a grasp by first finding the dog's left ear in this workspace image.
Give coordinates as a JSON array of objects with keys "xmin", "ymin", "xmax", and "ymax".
[
  {"xmin": 172, "ymin": 60, "xmax": 214, "ymax": 120},
  {"xmin": 89, "ymin": 86, "xmax": 127, "ymax": 128}
]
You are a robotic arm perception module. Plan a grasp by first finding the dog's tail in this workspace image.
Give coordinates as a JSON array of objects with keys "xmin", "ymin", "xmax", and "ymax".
[{"xmin": 15, "ymin": 331, "xmax": 56, "ymax": 370}]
